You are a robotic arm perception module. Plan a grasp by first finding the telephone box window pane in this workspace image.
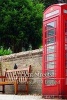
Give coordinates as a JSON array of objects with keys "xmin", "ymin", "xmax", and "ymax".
[
  {"xmin": 47, "ymin": 29, "xmax": 55, "ymax": 37},
  {"xmin": 65, "ymin": 21, "xmax": 67, "ymax": 27},
  {"xmin": 46, "ymin": 70, "xmax": 55, "ymax": 77},
  {"xmin": 47, "ymin": 45, "xmax": 55, "ymax": 53},
  {"xmin": 66, "ymin": 78, "xmax": 67, "ymax": 85},
  {"xmin": 65, "ymin": 28, "xmax": 67, "ymax": 33},
  {"xmin": 47, "ymin": 62, "xmax": 55, "ymax": 69},
  {"xmin": 46, "ymin": 22, "xmax": 55, "ymax": 30},
  {"xmin": 47, "ymin": 37, "xmax": 55, "ymax": 44},
  {"xmin": 66, "ymin": 69, "xmax": 67, "ymax": 76},
  {"xmin": 45, "ymin": 79, "xmax": 56, "ymax": 86},
  {"xmin": 65, "ymin": 61, "xmax": 67, "ymax": 67},
  {"xmin": 65, "ymin": 53, "xmax": 67, "ymax": 60},
  {"xmin": 47, "ymin": 54, "xmax": 54, "ymax": 61},
  {"xmin": 65, "ymin": 21, "xmax": 67, "ymax": 33},
  {"xmin": 65, "ymin": 36, "xmax": 67, "ymax": 43},
  {"xmin": 65, "ymin": 44, "xmax": 67, "ymax": 50}
]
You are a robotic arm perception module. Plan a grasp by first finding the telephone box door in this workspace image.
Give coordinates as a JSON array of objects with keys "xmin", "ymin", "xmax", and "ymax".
[
  {"xmin": 42, "ymin": 17, "xmax": 60, "ymax": 96},
  {"xmin": 63, "ymin": 16, "xmax": 67, "ymax": 97}
]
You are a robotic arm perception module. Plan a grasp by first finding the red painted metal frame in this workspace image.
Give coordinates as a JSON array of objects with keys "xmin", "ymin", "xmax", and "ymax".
[{"xmin": 42, "ymin": 3, "xmax": 67, "ymax": 98}]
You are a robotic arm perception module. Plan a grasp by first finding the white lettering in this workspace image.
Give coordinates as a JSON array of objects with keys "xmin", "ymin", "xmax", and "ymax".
[{"xmin": 45, "ymin": 10, "xmax": 59, "ymax": 18}]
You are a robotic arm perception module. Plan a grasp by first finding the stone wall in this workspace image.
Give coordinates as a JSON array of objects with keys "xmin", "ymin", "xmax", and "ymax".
[{"xmin": 0, "ymin": 49, "xmax": 42, "ymax": 94}]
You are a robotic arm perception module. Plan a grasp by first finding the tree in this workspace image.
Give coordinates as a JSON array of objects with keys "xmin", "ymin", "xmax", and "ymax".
[
  {"xmin": 38, "ymin": 0, "xmax": 67, "ymax": 8},
  {"xmin": 36, "ymin": 0, "xmax": 58, "ymax": 8},
  {"xmin": 44, "ymin": 0, "xmax": 58, "ymax": 8},
  {"xmin": 0, "ymin": 0, "xmax": 44, "ymax": 53},
  {"xmin": 35, "ymin": 0, "xmax": 65, "ymax": 8}
]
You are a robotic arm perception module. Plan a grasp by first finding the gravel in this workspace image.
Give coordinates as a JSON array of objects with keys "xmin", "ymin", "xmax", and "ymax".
[
  {"xmin": 0, "ymin": 94, "xmax": 61, "ymax": 100},
  {"xmin": 0, "ymin": 94, "xmax": 44, "ymax": 100}
]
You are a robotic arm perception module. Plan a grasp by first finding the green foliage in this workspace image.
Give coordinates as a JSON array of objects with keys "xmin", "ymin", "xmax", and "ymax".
[
  {"xmin": 43, "ymin": 0, "xmax": 58, "ymax": 8},
  {"xmin": 0, "ymin": 47, "xmax": 12, "ymax": 56},
  {"xmin": 34, "ymin": 0, "xmax": 58, "ymax": 8},
  {"xmin": 0, "ymin": 0, "xmax": 44, "ymax": 53}
]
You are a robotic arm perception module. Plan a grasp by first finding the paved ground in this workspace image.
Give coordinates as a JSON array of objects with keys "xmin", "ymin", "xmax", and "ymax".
[
  {"xmin": 0, "ymin": 94, "xmax": 63, "ymax": 100},
  {"xmin": 0, "ymin": 95, "xmax": 44, "ymax": 100}
]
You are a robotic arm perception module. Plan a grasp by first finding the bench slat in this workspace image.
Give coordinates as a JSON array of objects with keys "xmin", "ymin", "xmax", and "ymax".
[{"xmin": 0, "ymin": 65, "xmax": 31, "ymax": 94}]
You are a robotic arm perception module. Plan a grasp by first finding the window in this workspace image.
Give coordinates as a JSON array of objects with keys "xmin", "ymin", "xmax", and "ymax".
[
  {"xmin": 47, "ymin": 54, "xmax": 55, "ymax": 61},
  {"xmin": 65, "ymin": 36, "xmax": 67, "ymax": 43},
  {"xmin": 47, "ymin": 45, "xmax": 55, "ymax": 53},
  {"xmin": 65, "ymin": 21, "xmax": 67, "ymax": 33},
  {"xmin": 44, "ymin": 20, "xmax": 56, "ymax": 86},
  {"xmin": 45, "ymin": 79, "xmax": 56, "ymax": 86},
  {"xmin": 46, "ymin": 70, "xmax": 55, "ymax": 77},
  {"xmin": 65, "ymin": 53, "xmax": 67, "ymax": 60},
  {"xmin": 65, "ymin": 21, "xmax": 67, "ymax": 85},
  {"xmin": 66, "ymin": 69, "xmax": 67, "ymax": 76},
  {"xmin": 46, "ymin": 22, "xmax": 55, "ymax": 30},
  {"xmin": 47, "ymin": 62, "xmax": 55, "ymax": 69},
  {"xmin": 65, "ymin": 44, "xmax": 67, "ymax": 50},
  {"xmin": 66, "ymin": 78, "xmax": 67, "ymax": 85},
  {"xmin": 47, "ymin": 29, "xmax": 55, "ymax": 37},
  {"xmin": 45, "ymin": 21, "xmax": 56, "ymax": 44},
  {"xmin": 47, "ymin": 37, "xmax": 55, "ymax": 44},
  {"xmin": 65, "ymin": 61, "xmax": 67, "ymax": 67}
]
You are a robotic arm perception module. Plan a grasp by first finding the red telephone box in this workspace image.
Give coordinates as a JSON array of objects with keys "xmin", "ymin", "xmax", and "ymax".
[{"xmin": 42, "ymin": 3, "xmax": 67, "ymax": 99}]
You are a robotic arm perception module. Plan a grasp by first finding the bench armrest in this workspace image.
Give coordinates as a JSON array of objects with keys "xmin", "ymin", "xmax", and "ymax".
[
  {"xmin": 0, "ymin": 76, "xmax": 6, "ymax": 78},
  {"xmin": 0, "ymin": 76, "xmax": 6, "ymax": 82}
]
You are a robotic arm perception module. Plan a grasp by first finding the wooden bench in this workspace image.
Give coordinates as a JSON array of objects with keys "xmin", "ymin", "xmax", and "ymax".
[{"xmin": 0, "ymin": 65, "xmax": 31, "ymax": 94}]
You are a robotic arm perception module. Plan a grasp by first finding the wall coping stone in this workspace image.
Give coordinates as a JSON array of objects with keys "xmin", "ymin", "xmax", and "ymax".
[{"xmin": 0, "ymin": 49, "xmax": 42, "ymax": 61}]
